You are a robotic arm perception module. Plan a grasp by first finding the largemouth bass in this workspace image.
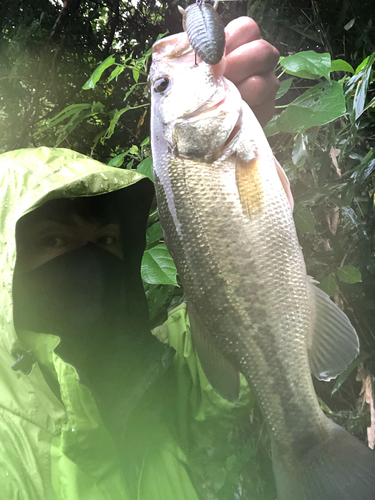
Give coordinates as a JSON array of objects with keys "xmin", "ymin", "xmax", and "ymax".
[{"xmin": 148, "ymin": 33, "xmax": 375, "ymax": 500}]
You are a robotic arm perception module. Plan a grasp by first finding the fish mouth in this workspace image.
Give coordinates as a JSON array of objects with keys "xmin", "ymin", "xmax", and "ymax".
[
  {"xmin": 217, "ymin": 110, "xmax": 243, "ymax": 155},
  {"xmin": 183, "ymin": 93, "xmax": 227, "ymax": 120},
  {"xmin": 183, "ymin": 78, "xmax": 233, "ymax": 120}
]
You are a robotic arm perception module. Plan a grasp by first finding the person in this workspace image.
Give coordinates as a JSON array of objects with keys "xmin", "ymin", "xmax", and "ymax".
[{"xmin": 0, "ymin": 17, "xmax": 280, "ymax": 500}]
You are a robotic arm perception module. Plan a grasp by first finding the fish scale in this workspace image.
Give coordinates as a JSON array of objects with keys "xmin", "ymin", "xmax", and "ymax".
[
  {"xmin": 149, "ymin": 33, "xmax": 375, "ymax": 500},
  {"xmin": 155, "ymin": 151, "xmax": 329, "ymax": 454}
]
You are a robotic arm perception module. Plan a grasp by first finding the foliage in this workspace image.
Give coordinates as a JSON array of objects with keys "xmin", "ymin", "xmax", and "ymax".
[
  {"xmin": 265, "ymin": 39, "xmax": 375, "ymax": 445},
  {"xmin": 2, "ymin": 1, "xmax": 375, "ymax": 499},
  {"xmin": 0, "ymin": 0, "xmax": 180, "ymax": 157}
]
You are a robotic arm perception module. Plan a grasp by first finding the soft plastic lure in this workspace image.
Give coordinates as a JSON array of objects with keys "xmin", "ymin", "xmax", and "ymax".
[{"xmin": 178, "ymin": 1, "xmax": 225, "ymax": 65}]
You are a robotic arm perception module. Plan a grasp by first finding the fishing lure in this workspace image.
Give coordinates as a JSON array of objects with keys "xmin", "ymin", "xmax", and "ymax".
[{"xmin": 178, "ymin": 1, "xmax": 225, "ymax": 65}]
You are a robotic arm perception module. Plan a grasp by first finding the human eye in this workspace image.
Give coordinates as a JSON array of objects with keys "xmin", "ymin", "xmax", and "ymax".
[
  {"xmin": 40, "ymin": 234, "xmax": 68, "ymax": 248},
  {"xmin": 96, "ymin": 234, "xmax": 119, "ymax": 246},
  {"xmin": 95, "ymin": 225, "xmax": 123, "ymax": 258}
]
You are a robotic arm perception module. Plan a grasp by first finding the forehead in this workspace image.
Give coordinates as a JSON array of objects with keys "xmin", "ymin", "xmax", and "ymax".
[
  {"xmin": 16, "ymin": 196, "xmax": 121, "ymax": 245},
  {"xmin": 20, "ymin": 196, "xmax": 117, "ymax": 224}
]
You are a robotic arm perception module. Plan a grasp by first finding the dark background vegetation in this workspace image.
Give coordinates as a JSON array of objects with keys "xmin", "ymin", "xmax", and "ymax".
[{"xmin": 1, "ymin": 1, "xmax": 374, "ymax": 498}]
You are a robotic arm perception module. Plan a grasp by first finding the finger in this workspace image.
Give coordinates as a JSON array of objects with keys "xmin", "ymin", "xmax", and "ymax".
[
  {"xmin": 225, "ymin": 17, "xmax": 261, "ymax": 55},
  {"xmin": 251, "ymin": 100, "xmax": 276, "ymax": 128},
  {"xmin": 236, "ymin": 73, "xmax": 280, "ymax": 107},
  {"xmin": 211, "ymin": 57, "xmax": 227, "ymax": 79},
  {"xmin": 225, "ymin": 39, "xmax": 280, "ymax": 84}
]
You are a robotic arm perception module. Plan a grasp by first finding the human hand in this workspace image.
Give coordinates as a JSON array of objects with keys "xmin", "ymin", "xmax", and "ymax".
[{"xmin": 223, "ymin": 17, "xmax": 280, "ymax": 127}]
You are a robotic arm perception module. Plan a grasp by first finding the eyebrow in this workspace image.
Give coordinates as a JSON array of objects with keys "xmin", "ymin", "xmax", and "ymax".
[
  {"xmin": 33, "ymin": 219, "xmax": 120, "ymax": 233},
  {"xmin": 32, "ymin": 219, "xmax": 79, "ymax": 233}
]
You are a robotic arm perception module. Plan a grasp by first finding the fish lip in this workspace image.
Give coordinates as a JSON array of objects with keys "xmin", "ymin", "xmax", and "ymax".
[
  {"xmin": 181, "ymin": 79, "xmax": 237, "ymax": 122},
  {"xmin": 218, "ymin": 109, "xmax": 243, "ymax": 156},
  {"xmin": 183, "ymin": 92, "xmax": 227, "ymax": 120}
]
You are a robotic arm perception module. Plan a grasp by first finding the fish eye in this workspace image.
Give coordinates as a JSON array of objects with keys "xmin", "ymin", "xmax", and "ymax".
[{"xmin": 153, "ymin": 77, "xmax": 170, "ymax": 93}]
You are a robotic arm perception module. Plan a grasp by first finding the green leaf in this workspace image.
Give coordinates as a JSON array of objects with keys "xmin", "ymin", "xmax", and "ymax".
[
  {"xmin": 106, "ymin": 107, "xmax": 129, "ymax": 139},
  {"xmin": 276, "ymin": 78, "xmax": 293, "ymax": 99},
  {"xmin": 146, "ymin": 284, "xmax": 175, "ymax": 321},
  {"xmin": 353, "ymin": 53, "xmax": 375, "ymax": 119},
  {"xmin": 124, "ymin": 83, "xmax": 138, "ymax": 103},
  {"xmin": 54, "ymin": 101, "xmax": 103, "ymax": 146},
  {"xmin": 351, "ymin": 148, "xmax": 375, "ymax": 181},
  {"xmin": 146, "ymin": 222, "xmax": 163, "ymax": 246},
  {"xmin": 263, "ymin": 113, "xmax": 280, "ymax": 137},
  {"xmin": 82, "ymin": 55, "xmax": 116, "ymax": 89},
  {"xmin": 332, "ymin": 351, "xmax": 370, "ymax": 394},
  {"xmin": 107, "ymin": 65, "xmax": 125, "ymax": 83},
  {"xmin": 336, "ymin": 265, "xmax": 362, "ymax": 284},
  {"xmin": 141, "ymin": 243, "xmax": 178, "ymax": 285},
  {"xmin": 355, "ymin": 54, "xmax": 373, "ymax": 74},
  {"xmin": 132, "ymin": 66, "xmax": 140, "ymax": 83},
  {"xmin": 266, "ymin": 81, "xmax": 346, "ymax": 135},
  {"xmin": 140, "ymin": 136, "xmax": 150, "ymax": 147},
  {"xmin": 36, "ymin": 104, "xmax": 91, "ymax": 133},
  {"xmin": 294, "ymin": 208, "xmax": 316, "ymax": 233},
  {"xmin": 344, "ymin": 18, "xmax": 355, "ymax": 31},
  {"xmin": 319, "ymin": 274, "xmax": 338, "ymax": 296},
  {"xmin": 330, "ymin": 59, "xmax": 354, "ymax": 73},
  {"xmin": 108, "ymin": 150, "xmax": 130, "ymax": 167},
  {"xmin": 137, "ymin": 156, "xmax": 153, "ymax": 180},
  {"xmin": 279, "ymin": 51, "xmax": 332, "ymax": 80},
  {"xmin": 317, "ymin": 396, "xmax": 332, "ymax": 414}
]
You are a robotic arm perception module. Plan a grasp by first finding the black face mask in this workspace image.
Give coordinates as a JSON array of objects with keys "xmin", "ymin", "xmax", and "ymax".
[{"xmin": 13, "ymin": 242, "xmax": 152, "ymax": 367}]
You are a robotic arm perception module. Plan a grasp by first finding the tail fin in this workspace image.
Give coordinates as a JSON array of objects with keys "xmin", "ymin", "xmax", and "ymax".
[{"xmin": 272, "ymin": 420, "xmax": 375, "ymax": 500}]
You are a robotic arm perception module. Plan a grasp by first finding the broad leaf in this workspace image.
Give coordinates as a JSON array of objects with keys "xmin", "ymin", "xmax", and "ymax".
[
  {"xmin": 108, "ymin": 150, "xmax": 130, "ymax": 167},
  {"xmin": 294, "ymin": 208, "xmax": 316, "ymax": 233},
  {"xmin": 276, "ymin": 78, "xmax": 293, "ymax": 99},
  {"xmin": 146, "ymin": 284, "xmax": 175, "ymax": 321},
  {"xmin": 141, "ymin": 243, "xmax": 178, "ymax": 285},
  {"xmin": 137, "ymin": 156, "xmax": 153, "ymax": 180},
  {"xmin": 146, "ymin": 222, "xmax": 163, "ymax": 246},
  {"xmin": 266, "ymin": 81, "xmax": 346, "ymax": 135},
  {"xmin": 280, "ymin": 51, "xmax": 331, "ymax": 80},
  {"xmin": 319, "ymin": 274, "xmax": 338, "ymax": 296},
  {"xmin": 336, "ymin": 265, "xmax": 362, "ymax": 284},
  {"xmin": 330, "ymin": 59, "xmax": 354, "ymax": 73}
]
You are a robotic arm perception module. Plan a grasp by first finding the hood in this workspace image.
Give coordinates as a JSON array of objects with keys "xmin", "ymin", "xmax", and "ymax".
[{"xmin": 0, "ymin": 147, "xmax": 154, "ymax": 358}]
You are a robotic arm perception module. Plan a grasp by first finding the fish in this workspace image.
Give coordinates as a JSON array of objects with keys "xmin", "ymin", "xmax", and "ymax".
[
  {"xmin": 178, "ymin": 1, "xmax": 225, "ymax": 65},
  {"xmin": 148, "ymin": 32, "xmax": 375, "ymax": 500}
]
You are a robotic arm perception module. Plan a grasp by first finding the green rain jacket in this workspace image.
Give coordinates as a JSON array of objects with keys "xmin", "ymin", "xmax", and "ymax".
[{"xmin": 0, "ymin": 147, "xmax": 251, "ymax": 500}]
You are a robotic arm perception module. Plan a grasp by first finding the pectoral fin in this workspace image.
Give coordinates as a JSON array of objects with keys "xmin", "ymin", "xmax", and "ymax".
[
  {"xmin": 188, "ymin": 307, "xmax": 240, "ymax": 402},
  {"xmin": 235, "ymin": 156, "xmax": 294, "ymax": 219},
  {"xmin": 307, "ymin": 278, "xmax": 359, "ymax": 381},
  {"xmin": 275, "ymin": 158, "xmax": 294, "ymax": 211}
]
